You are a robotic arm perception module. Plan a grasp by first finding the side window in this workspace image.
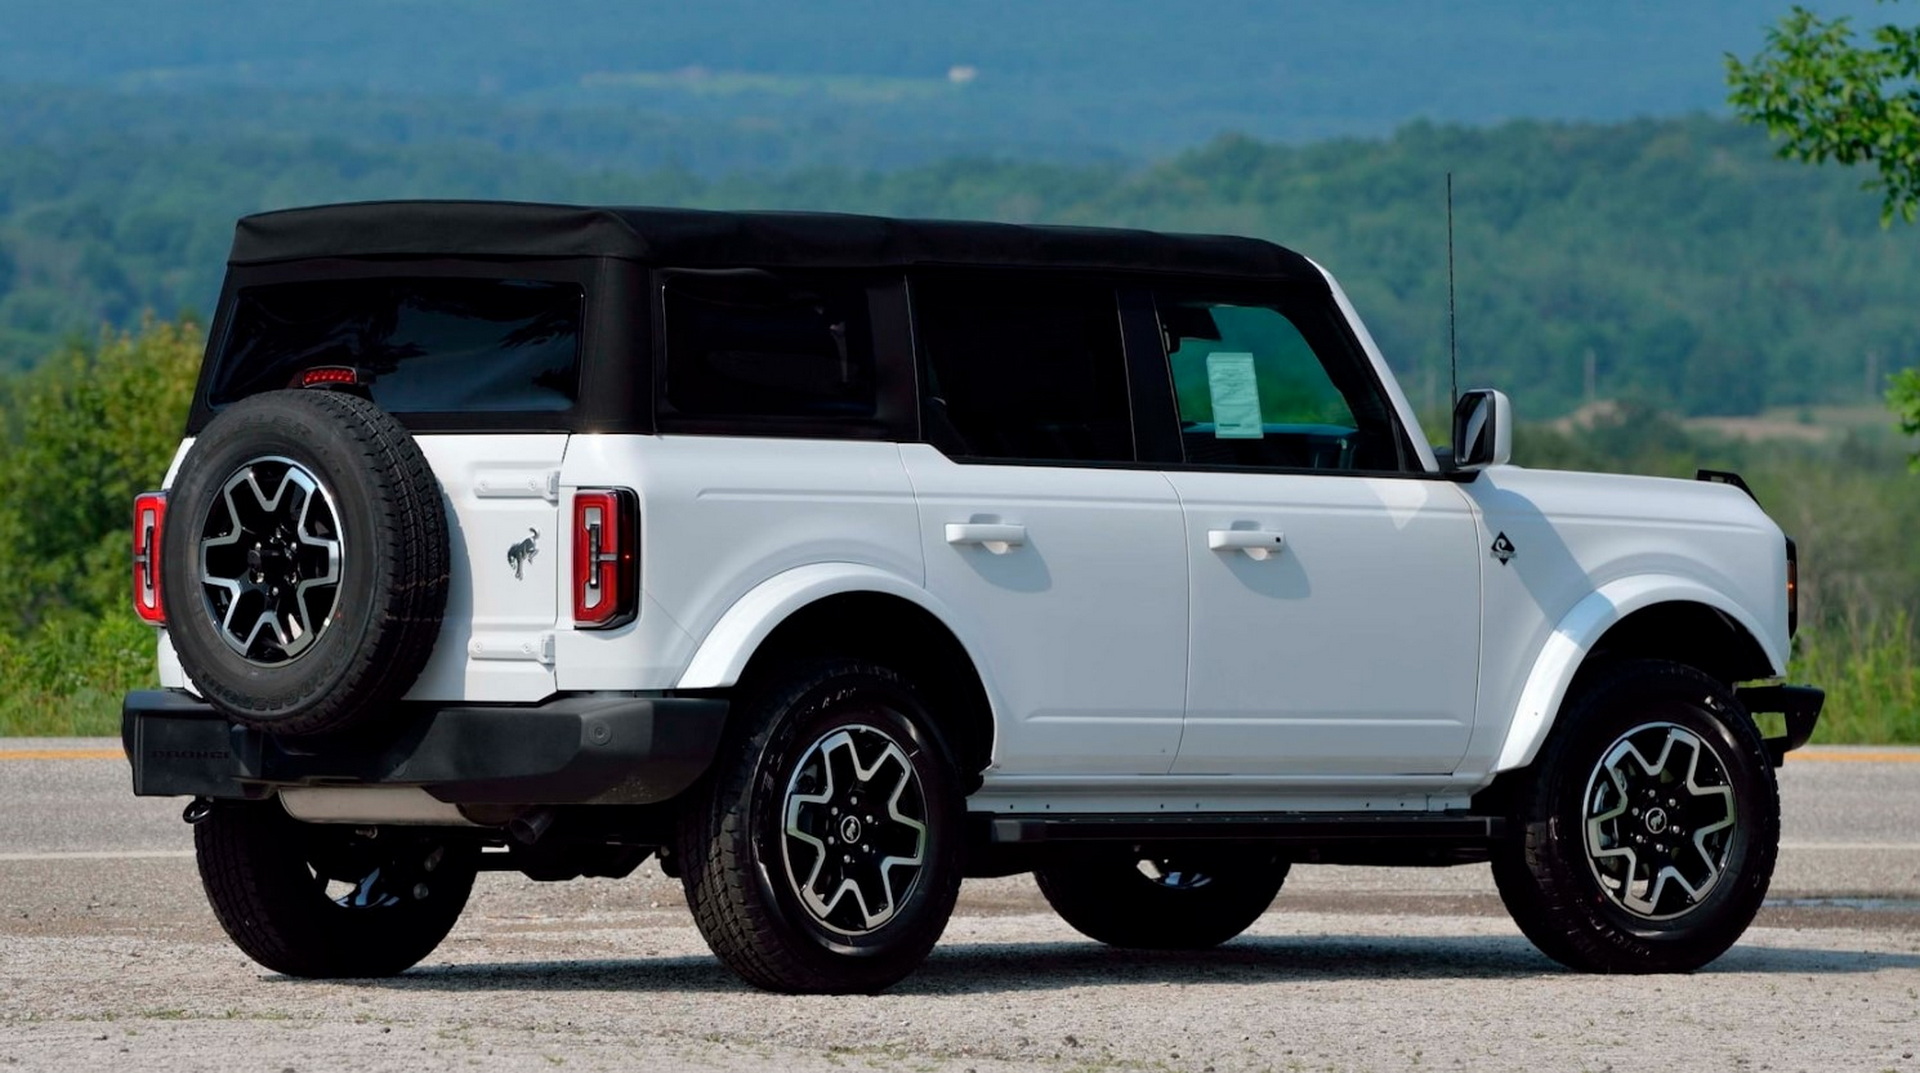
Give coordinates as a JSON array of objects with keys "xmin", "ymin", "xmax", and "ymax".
[
  {"xmin": 912, "ymin": 275, "xmax": 1134, "ymax": 463},
  {"xmin": 661, "ymin": 270, "xmax": 876, "ymax": 420},
  {"xmin": 1160, "ymin": 293, "xmax": 1406, "ymax": 472}
]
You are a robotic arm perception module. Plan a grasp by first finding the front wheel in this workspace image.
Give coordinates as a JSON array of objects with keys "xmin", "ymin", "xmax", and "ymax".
[
  {"xmin": 1491, "ymin": 659, "xmax": 1779, "ymax": 973},
  {"xmin": 195, "ymin": 800, "xmax": 478, "ymax": 977},
  {"xmin": 676, "ymin": 659, "xmax": 965, "ymax": 993},
  {"xmin": 1035, "ymin": 850, "xmax": 1288, "ymax": 949}
]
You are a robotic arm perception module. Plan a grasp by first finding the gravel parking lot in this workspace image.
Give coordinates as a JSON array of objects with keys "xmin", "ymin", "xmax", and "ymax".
[{"xmin": 4, "ymin": 742, "xmax": 1918, "ymax": 1072}]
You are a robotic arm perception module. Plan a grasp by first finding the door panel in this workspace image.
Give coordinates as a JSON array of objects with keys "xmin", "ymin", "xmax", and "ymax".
[
  {"xmin": 408, "ymin": 434, "xmax": 568, "ymax": 702},
  {"xmin": 902, "ymin": 445, "xmax": 1187, "ymax": 776},
  {"xmin": 1169, "ymin": 472, "xmax": 1481, "ymax": 775}
]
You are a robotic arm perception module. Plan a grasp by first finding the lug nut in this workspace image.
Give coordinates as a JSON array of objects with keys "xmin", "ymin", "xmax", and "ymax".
[{"xmin": 412, "ymin": 883, "xmax": 431, "ymax": 900}]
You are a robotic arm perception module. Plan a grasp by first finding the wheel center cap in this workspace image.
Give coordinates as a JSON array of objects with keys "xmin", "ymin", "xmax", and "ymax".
[
  {"xmin": 1645, "ymin": 807, "xmax": 1670, "ymax": 835},
  {"xmin": 839, "ymin": 815, "xmax": 863, "ymax": 844}
]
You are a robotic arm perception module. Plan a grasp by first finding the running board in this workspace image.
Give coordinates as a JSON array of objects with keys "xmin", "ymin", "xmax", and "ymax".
[{"xmin": 983, "ymin": 811, "xmax": 1507, "ymax": 845}]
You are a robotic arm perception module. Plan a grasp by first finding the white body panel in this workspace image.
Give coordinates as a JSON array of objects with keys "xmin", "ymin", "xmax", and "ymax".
[
  {"xmin": 1457, "ymin": 466, "xmax": 1789, "ymax": 778},
  {"xmin": 1165, "ymin": 471, "xmax": 1481, "ymax": 776},
  {"xmin": 406, "ymin": 435, "xmax": 568, "ymax": 703},
  {"xmin": 565, "ymin": 434, "xmax": 922, "ymax": 693},
  {"xmin": 898, "ymin": 444, "xmax": 1187, "ymax": 776},
  {"xmin": 150, "ymin": 265, "xmax": 1796, "ymax": 818}
]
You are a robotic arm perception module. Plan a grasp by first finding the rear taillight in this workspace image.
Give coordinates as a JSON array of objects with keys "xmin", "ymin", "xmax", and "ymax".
[
  {"xmin": 133, "ymin": 491, "xmax": 167, "ymax": 625},
  {"xmin": 573, "ymin": 488, "xmax": 637, "ymax": 629},
  {"xmin": 1785, "ymin": 536, "xmax": 1798, "ymax": 639}
]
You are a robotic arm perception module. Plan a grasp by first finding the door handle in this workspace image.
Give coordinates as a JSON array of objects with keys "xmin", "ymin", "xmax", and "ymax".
[
  {"xmin": 945, "ymin": 522, "xmax": 1027, "ymax": 555},
  {"xmin": 1208, "ymin": 528, "xmax": 1285, "ymax": 560}
]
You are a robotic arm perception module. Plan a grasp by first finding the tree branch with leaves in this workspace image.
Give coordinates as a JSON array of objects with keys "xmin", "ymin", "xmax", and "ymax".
[
  {"xmin": 1727, "ymin": 4, "xmax": 1920, "ymax": 225},
  {"xmin": 1729, "ymin": 4, "xmax": 1920, "ymax": 462}
]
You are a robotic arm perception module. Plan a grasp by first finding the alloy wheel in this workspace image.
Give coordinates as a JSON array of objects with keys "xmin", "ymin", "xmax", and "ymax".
[
  {"xmin": 197, "ymin": 456, "xmax": 343, "ymax": 665},
  {"xmin": 780, "ymin": 723, "xmax": 929, "ymax": 937},
  {"xmin": 1582, "ymin": 721, "xmax": 1738, "ymax": 920}
]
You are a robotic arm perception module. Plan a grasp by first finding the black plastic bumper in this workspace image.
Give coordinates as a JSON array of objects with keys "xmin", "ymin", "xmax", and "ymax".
[
  {"xmin": 1736, "ymin": 684, "xmax": 1826, "ymax": 767},
  {"xmin": 122, "ymin": 690, "xmax": 728, "ymax": 805}
]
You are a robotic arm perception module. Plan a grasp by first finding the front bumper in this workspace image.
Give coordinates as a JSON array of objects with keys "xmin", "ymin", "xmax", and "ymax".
[
  {"xmin": 122, "ymin": 689, "xmax": 728, "ymax": 805},
  {"xmin": 1736, "ymin": 684, "xmax": 1825, "ymax": 767}
]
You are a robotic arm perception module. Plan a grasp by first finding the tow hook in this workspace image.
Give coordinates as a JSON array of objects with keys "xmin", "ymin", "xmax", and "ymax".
[{"xmin": 181, "ymin": 797, "xmax": 213, "ymax": 825}]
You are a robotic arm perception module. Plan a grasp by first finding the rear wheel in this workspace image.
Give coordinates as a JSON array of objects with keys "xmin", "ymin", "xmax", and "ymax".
[
  {"xmin": 676, "ymin": 659, "xmax": 964, "ymax": 993},
  {"xmin": 195, "ymin": 800, "xmax": 478, "ymax": 978},
  {"xmin": 1492, "ymin": 659, "xmax": 1779, "ymax": 973},
  {"xmin": 1035, "ymin": 850, "xmax": 1289, "ymax": 949}
]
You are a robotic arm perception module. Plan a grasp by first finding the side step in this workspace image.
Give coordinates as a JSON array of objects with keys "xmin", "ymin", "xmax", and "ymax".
[{"xmin": 984, "ymin": 812, "xmax": 1506, "ymax": 845}]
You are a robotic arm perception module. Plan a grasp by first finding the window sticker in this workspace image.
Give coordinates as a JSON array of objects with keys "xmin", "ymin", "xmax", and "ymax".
[{"xmin": 1205, "ymin": 352, "xmax": 1264, "ymax": 439}]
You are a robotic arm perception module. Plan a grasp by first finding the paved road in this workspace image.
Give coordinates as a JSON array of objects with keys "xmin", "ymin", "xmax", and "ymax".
[{"xmin": 4, "ymin": 740, "xmax": 1919, "ymax": 1072}]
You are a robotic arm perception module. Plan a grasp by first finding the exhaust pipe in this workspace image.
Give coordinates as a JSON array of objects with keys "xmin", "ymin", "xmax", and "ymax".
[{"xmin": 508, "ymin": 807, "xmax": 557, "ymax": 846}]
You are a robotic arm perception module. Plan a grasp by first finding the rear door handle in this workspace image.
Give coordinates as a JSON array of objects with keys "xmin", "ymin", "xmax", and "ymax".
[
  {"xmin": 945, "ymin": 522, "xmax": 1027, "ymax": 555},
  {"xmin": 1208, "ymin": 528, "xmax": 1285, "ymax": 560}
]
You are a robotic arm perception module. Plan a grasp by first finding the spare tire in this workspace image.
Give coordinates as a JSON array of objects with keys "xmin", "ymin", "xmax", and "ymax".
[{"xmin": 162, "ymin": 389, "xmax": 449, "ymax": 737}]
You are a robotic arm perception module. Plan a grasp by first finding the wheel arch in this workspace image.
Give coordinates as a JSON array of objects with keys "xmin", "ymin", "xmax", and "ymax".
[
  {"xmin": 676, "ymin": 565, "xmax": 999, "ymax": 781},
  {"xmin": 1491, "ymin": 575, "xmax": 1784, "ymax": 774}
]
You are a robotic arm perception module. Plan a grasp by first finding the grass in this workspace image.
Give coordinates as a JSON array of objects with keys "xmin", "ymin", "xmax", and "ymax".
[{"xmin": 1791, "ymin": 613, "xmax": 1920, "ymax": 744}]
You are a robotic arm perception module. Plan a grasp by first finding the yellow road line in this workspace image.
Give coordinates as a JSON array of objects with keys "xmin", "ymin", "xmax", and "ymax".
[
  {"xmin": 1789, "ymin": 750, "xmax": 1920, "ymax": 763},
  {"xmin": 0, "ymin": 748, "xmax": 124, "ymax": 761}
]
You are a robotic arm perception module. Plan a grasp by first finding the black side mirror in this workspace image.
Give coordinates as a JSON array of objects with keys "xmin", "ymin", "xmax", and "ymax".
[{"xmin": 1451, "ymin": 388, "xmax": 1513, "ymax": 472}]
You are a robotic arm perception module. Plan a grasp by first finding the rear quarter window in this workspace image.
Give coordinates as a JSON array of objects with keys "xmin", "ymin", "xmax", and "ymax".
[{"xmin": 210, "ymin": 277, "xmax": 583, "ymax": 413}]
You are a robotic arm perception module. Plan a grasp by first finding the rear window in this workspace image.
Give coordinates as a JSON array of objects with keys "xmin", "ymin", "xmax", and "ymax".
[{"xmin": 211, "ymin": 277, "xmax": 583, "ymax": 412}]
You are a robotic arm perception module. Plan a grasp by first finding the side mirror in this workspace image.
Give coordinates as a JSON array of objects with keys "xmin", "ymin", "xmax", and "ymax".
[{"xmin": 1451, "ymin": 388, "xmax": 1512, "ymax": 472}]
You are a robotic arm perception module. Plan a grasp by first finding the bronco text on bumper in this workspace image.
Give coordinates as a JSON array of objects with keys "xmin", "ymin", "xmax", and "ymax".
[{"xmin": 127, "ymin": 202, "xmax": 1822, "ymax": 992}]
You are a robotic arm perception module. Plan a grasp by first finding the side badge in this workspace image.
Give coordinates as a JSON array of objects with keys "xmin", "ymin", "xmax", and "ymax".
[
  {"xmin": 1490, "ymin": 532, "xmax": 1516, "ymax": 566},
  {"xmin": 507, "ymin": 528, "xmax": 539, "ymax": 580}
]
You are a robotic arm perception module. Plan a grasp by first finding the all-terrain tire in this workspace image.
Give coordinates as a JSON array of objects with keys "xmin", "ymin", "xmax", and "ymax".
[
  {"xmin": 1491, "ymin": 659, "xmax": 1779, "ymax": 973},
  {"xmin": 676, "ymin": 659, "xmax": 965, "ymax": 993},
  {"xmin": 1035, "ymin": 851, "xmax": 1289, "ymax": 949},
  {"xmin": 163, "ymin": 389, "xmax": 448, "ymax": 737},
  {"xmin": 195, "ymin": 799, "xmax": 478, "ymax": 978}
]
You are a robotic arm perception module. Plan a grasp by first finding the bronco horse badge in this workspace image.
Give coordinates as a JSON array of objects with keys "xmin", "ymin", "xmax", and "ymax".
[{"xmin": 507, "ymin": 528, "xmax": 539, "ymax": 580}]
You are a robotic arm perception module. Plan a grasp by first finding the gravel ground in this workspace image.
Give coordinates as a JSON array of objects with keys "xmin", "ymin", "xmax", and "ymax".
[{"xmin": 3, "ymin": 743, "xmax": 1919, "ymax": 1072}]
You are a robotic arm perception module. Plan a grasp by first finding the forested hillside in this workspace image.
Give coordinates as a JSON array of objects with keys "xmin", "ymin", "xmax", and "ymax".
[
  {"xmin": 6, "ymin": 1, "xmax": 1884, "ymax": 151},
  {"xmin": 1, "ymin": 115, "xmax": 1913, "ymax": 417}
]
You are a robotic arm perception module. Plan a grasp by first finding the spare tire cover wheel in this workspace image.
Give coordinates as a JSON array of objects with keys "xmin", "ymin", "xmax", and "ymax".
[{"xmin": 161, "ymin": 389, "xmax": 449, "ymax": 737}]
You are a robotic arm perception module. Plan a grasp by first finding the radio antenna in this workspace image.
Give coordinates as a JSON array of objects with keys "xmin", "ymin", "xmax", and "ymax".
[{"xmin": 1446, "ymin": 171, "xmax": 1458, "ymax": 406}]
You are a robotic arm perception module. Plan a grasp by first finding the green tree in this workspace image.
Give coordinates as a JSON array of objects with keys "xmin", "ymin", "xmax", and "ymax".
[
  {"xmin": 1727, "ymin": 3, "xmax": 1920, "ymax": 225},
  {"xmin": 1728, "ymin": 4, "xmax": 1920, "ymax": 456},
  {"xmin": 0, "ymin": 318, "xmax": 200, "ymax": 734}
]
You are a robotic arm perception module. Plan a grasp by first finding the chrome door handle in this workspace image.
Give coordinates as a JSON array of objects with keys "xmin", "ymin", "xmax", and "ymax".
[
  {"xmin": 1208, "ymin": 528, "xmax": 1285, "ymax": 560},
  {"xmin": 945, "ymin": 522, "xmax": 1027, "ymax": 555}
]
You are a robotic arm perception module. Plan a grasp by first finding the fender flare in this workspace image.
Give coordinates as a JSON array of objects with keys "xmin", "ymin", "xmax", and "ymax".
[
  {"xmin": 1491, "ymin": 574, "xmax": 1786, "ymax": 773},
  {"xmin": 675, "ymin": 562, "xmax": 986, "ymax": 692}
]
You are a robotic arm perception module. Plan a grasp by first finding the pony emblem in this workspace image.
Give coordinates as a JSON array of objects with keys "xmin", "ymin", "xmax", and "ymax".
[{"xmin": 507, "ymin": 528, "xmax": 539, "ymax": 580}]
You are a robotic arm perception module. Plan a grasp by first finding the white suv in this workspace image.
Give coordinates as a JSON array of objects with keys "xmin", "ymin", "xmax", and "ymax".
[{"xmin": 124, "ymin": 201, "xmax": 1823, "ymax": 993}]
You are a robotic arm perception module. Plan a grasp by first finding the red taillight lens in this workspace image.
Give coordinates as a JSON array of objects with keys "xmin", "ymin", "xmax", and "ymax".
[
  {"xmin": 295, "ymin": 365, "xmax": 362, "ymax": 389},
  {"xmin": 573, "ymin": 488, "xmax": 637, "ymax": 628},
  {"xmin": 133, "ymin": 491, "xmax": 167, "ymax": 625}
]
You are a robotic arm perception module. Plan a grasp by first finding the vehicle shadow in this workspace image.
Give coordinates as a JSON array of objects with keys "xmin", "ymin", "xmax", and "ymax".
[{"xmin": 349, "ymin": 933, "xmax": 1920, "ymax": 996}]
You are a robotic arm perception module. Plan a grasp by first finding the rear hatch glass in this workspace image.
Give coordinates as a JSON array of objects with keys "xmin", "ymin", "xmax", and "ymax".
[{"xmin": 210, "ymin": 277, "xmax": 583, "ymax": 413}]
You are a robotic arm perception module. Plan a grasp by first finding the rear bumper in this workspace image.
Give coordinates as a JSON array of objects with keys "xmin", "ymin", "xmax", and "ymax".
[
  {"xmin": 121, "ymin": 689, "xmax": 728, "ymax": 805},
  {"xmin": 1736, "ymin": 683, "xmax": 1825, "ymax": 767}
]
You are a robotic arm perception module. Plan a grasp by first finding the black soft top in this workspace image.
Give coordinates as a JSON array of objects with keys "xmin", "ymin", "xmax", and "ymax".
[{"xmin": 229, "ymin": 200, "xmax": 1319, "ymax": 282}]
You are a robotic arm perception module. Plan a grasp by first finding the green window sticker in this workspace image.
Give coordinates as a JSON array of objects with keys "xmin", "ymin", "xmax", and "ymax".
[{"xmin": 1205, "ymin": 352, "xmax": 1263, "ymax": 439}]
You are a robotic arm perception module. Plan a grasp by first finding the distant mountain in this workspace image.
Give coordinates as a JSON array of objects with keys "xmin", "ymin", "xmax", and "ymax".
[
  {"xmin": 0, "ymin": 0, "xmax": 1895, "ymax": 159},
  {"xmin": 1, "ymin": 115, "xmax": 1912, "ymax": 421}
]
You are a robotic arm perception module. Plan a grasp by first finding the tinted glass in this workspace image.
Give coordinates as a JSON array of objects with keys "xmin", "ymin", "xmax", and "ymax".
[
  {"xmin": 662, "ymin": 272, "xmax": 875, "ymax": 419},
  {"xmin": 1161, "ymin": 294, "xmax": 1404, "ymax": 471},
  {"xmin": 914, "ymin": 276, "xmax": 1133, "ymax": 463},
  {"xmin": 213, "ymin": 278, "xmax": 582, "ymax": 412}
]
